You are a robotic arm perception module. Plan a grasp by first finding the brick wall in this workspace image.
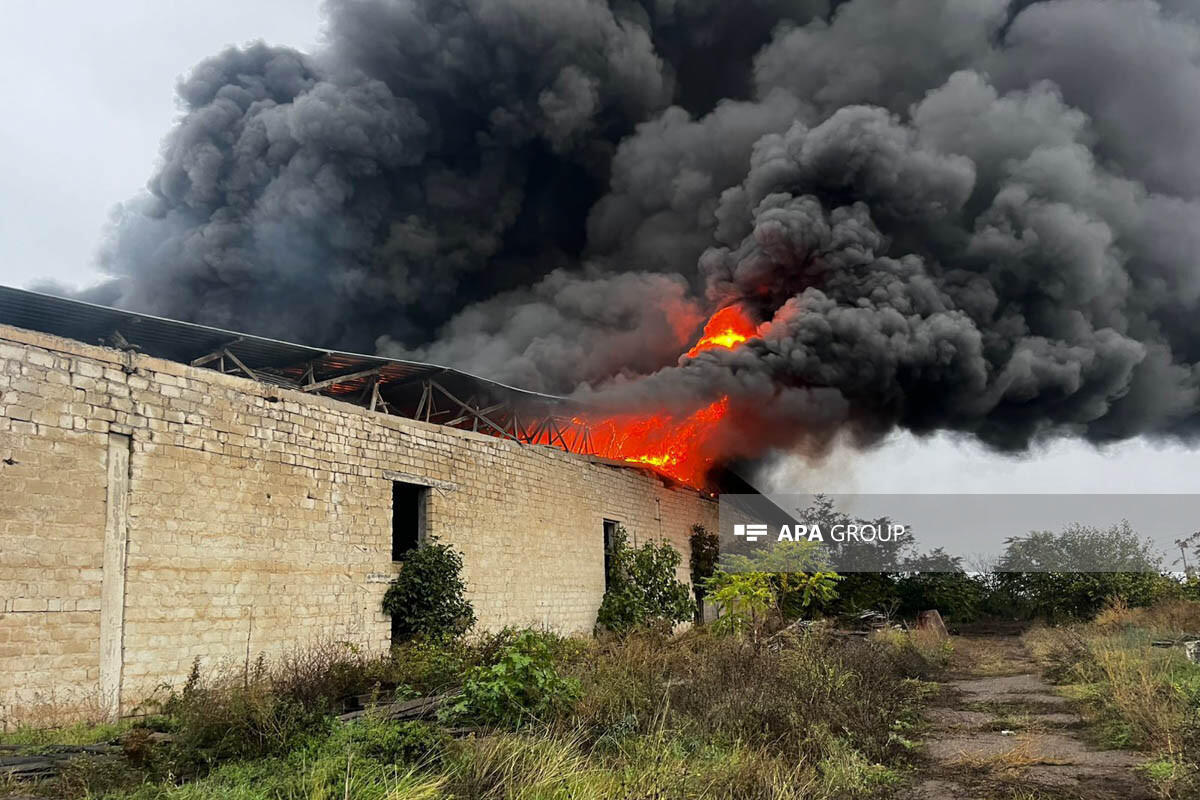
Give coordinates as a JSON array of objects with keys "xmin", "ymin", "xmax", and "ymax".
[{"xmin": 0, "ymin": 323, "xmax": 717, "ymax": 726}]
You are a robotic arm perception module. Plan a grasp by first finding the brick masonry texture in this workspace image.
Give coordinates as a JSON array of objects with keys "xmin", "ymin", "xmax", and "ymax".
[{"xmin": 0, "ymin": 323, "xmax": 718, "ymax": 725}]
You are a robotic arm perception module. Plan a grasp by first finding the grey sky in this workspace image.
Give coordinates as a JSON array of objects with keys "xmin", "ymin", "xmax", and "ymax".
[
  {"xmin": 0, "ymin": 0, "xmax": 322, "ymax": 288},
  {"xmin": 0, "ymin": 1, "xmax": 1195, "ymax": 494},
  {"xmin": 770, "ymin": 431, "xmax": 1200, "ymax": 494}
]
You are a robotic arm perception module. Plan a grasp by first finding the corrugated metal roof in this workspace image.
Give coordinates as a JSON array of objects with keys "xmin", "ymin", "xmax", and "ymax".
[{"xmin": 0, "ymin": 284, "xmax": 572, "ymax": 414}]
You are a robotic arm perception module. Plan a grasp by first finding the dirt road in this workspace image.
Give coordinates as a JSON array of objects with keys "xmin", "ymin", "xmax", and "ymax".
[{"xmin": 905, "ymin": 634, "xmax": 1154, "ymax": 800}]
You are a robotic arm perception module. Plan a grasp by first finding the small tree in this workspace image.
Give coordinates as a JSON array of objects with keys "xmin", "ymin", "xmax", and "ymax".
[
  {"xmin": 718, "ymin": 540, "xmax": 841, "ymax": 622},
  {"xmin": 597, "ymin": 526, "xmax": 695, "ymax": 634},
  {"xmin": 383, "ymin": 538, "xmax": 476, "ymax": 641},
  {"xmin": 994, "ymin": 521, "xmax": 1165, "ymax": 619},
  {"xmin": 705, "ymin": 563, "xmax": 839, "ymax": 645},
  {"xmin": 706, "ymin": 571, "xmax": 776, "ymax": 643}
]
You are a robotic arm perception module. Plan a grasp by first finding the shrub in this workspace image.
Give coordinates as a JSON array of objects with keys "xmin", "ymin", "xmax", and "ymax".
[
  {"xmin": 706, "ymin": 541, "xmax": 840, "ymax": 641},
  {"xmin": 717, "ymin": 540, "xmax": 841, "ymax": 623},
  {"xmin": 385, "ymin": 637, "xmax": 475, "ymax": 696},
  {"xmin": 159, "ymin": 655, "xmax": 337, "ymax": 767},
  {"xmin": 149, "ymin": 639, "xmax": 440, "ymax": 770},
  {"xmin": 996, "ymin": 571, "xmax": 1167, "ymax": 621},
  {"xmin": 596, "ymin": 526, "xmax": 694, "ymax": 634},
  {"xmin": 444, "ymin": 630, "xmax": 581, "ymax": 728},
  {"xmin": 705, "ymin": 571, "xmax": 776, "ymax": 642},
  {"xmin": 893, "ymin": 571, "xmax": 988, "ymax": 623},
  {"xmin": 345, "ymin": 719, "xmax": 449, "ymax": 765},
  {"xmin": 570, "ymin": 628, "xmax": 940, "ymax": 766},
  {"xmin": 383, "ymin": 538, "xmax": 476, "ymax": 641}
]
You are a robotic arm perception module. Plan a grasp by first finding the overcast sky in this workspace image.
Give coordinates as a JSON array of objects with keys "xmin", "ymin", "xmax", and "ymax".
[
  {"xmin": 0, "ymin": 1, "xmax": 323, "ymax": 288},
  {"xmin": 0, "ymin": 1, "xmax": 1196, "ymax": 494}
]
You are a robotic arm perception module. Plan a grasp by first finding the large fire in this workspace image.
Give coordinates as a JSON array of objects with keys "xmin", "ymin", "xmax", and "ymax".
[
  {"xmin": 581, "ymin": 397, "xmax": 730, "ymax": 488},
  {"xmin": 685, "ymin": 305, "xmax": 757, "ymax": 358},
  {"xmin": 529, "ymin": 306, "xmax": 756, "ymax": 488}
]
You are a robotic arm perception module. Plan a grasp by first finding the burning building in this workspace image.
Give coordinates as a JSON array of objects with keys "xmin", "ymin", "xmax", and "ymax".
[
  {"xmin": 7, "ymin": 0, "xmax": 1200, "ymax": 725},
  {"xmin": 0, "ymin": 285, "xmax": 719, "ymax": 724}
]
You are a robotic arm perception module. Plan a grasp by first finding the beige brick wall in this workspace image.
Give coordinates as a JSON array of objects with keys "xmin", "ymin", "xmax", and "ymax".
[{"xmin": 0, "ymin": 323, "xmax": 717, "ymax": 725}]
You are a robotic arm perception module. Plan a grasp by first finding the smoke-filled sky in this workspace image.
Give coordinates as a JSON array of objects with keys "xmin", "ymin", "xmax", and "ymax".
[{"xmin": 4, "ymin": 0, "xmax": 1200, "ymax": 489}]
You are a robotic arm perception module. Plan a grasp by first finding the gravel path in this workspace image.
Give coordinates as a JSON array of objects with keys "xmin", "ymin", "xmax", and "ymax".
[{"xmin": 903, "ymin": 635, "xmax": 1155, "ymax": 800}]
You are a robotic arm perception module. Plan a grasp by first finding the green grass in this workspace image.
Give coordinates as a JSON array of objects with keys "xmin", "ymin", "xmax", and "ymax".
[
  {"xmin": 1140, "ymin": 756, "xmax": 1186, "ymax": 783},
  {"xmin": 6, "ymin": 627, "xmax": 949, "ymax": 800},
  {"xmin": 0, "ymin": 719, "xmax": 131, "ymax": 747},
  {"xmin": 108, "ymin": 723, "xmax": 446, "ymax": 800},
  {"xmin": 51, "ymin": 722, "xmax": 901, "ymax": 800},
  {"xmin": 1024, "ymin": 600, "xmax": 1200, "ymax": 798}
]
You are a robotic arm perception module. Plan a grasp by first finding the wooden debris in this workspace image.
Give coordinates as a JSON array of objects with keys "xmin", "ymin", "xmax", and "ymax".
[
  {"xmin": 1151, "ymin": 636, "xmax": 1200, "ymax": 663},
  {"xmin": 336, "ymin": 692, "xmax": 454, "ymax": 723},
  {"xmin": 0, "ymin": 756, "xmax": 58, "ymax": 780},
  {"xmin": 0, "ymin": 743, "xmax": 122, "ymax": 781},
  {"xmin": 443, "ymin": 726, "xmax": 485, "ymax": 738}
]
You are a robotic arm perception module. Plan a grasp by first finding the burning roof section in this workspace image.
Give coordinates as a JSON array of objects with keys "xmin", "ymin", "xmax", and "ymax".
[{"xmin": 0, "ymin": 284, "xmax": 727, "ymax": 489}]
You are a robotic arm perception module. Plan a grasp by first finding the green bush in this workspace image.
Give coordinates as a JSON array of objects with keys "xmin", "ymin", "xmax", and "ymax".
[
  {"xmin": 716, "ymin": 540, "xmax": 841, "ymax": 625},
  {"xmin": 995, "ymin": 571, "xmax": 1166, "ymax": 620},
  {"xmin": 705, "ymin": 571, "xmax": 777, "ymax": 642},
  {"xmin": 383, "ymin": 538, "xmax": 476, "ymax": 641},
  {"xmin": 705, "ymin": 567, "xmax": 841, "ymax": 642},
  {"xmin": 345, "ymin": 719, "xmax": 449, "ymax": 765},
  {"xmin": 159, "ymin": 655, "xmax": 339, "ymax": 768},
  {"xmin": 444, "ymin": 630, "xmax": 581, "ymax": 728},
  {"xmin": 597, "ymin": 526, "xmax": 695, "ymax": 634}
]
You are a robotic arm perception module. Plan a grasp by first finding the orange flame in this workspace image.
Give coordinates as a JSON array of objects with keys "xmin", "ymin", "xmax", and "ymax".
[
  {"xmin": 585, "ymin": 397, "xmax": 729, "ymax": 487},
  {"xmin": 685, "ymin": 305, "xmax": 756, "ymax": 357},
  {"xmin": 526, "ymin": 307, "xmax": 756, "ymax": 488}
]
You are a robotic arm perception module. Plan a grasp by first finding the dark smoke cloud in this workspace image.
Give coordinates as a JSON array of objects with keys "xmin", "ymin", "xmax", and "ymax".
[
  {"xmin": 99, "ymin": 0, "xmax": 680, "ymax": 346},
  {"xmin": 384, "ymin": 268, "xmax": 703, "ymax": 392},
  {"xmin": 94, "ymin": 0, "xmax": 1200, "ymax": 458},
  {"xmin": 997, "ymin": 0, "xmax": 1200, "ymax": 197}
]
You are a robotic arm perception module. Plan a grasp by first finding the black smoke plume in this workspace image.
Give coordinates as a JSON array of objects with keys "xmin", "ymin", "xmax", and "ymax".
[{"xmin": 93, "ymin": 0, "xmax": 1200, "ymax": 461}]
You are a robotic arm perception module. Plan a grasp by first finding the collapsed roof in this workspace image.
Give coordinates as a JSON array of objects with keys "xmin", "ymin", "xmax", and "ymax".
[{"xmin": 0, "ymin": 284, "xmax": 600, "ymax": 453}]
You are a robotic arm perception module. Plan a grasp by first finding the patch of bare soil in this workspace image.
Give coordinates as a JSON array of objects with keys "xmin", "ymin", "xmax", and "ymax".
[{"xmin": 903, "ymin": 635, "xmax": 1155, "ymax": 800}]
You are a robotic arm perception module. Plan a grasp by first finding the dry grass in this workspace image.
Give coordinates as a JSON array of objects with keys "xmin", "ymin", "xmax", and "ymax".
[
  {"xmin": 948, "ymin": 737, "xmax": 1073, "ymax": 775},
  {"xmin": 1025, "ymin": 626, "xmax": 1197, "ymax": 754},
  {"xmin": 5, "ymin": 627, "xmax": 948, "ymax": 800},
  {"xmin": 1023, "ymin": 599, "xmax": 1200, "ymax": 798},
  {"xmin": 571, "ymin": 627, "xmax": 940, "ymax": 763},
  {"xmin": 1, "ymin": 690, "xmax": 112, "ymax": 734},
  {"xmin": 1092, "ymin": 598, "xmax": 1200, "ymax": 635},
  {"xmin": 952, "ymin": 636, "xmax": 1030, "ymax": 677}
]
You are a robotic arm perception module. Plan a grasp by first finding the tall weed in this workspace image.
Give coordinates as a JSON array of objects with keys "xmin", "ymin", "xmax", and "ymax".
[{"xmin": 1025, "ymin": 599, "xmax": 1200, "ymax": 797}]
